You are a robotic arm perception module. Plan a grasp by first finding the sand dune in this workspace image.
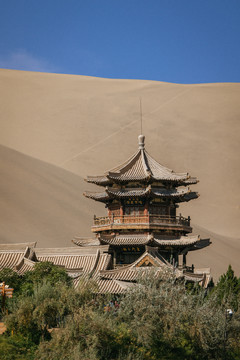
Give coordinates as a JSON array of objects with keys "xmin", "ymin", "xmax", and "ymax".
[
  {"xmin": 0, "ymin": 69, "xmax": 239, "ymax": 279},
  {"xmin": 0, "ymin": 145, "xmax": 103, "ymax": 247},
  {"xmin": 189, "ymin": 224, "xmax": 240, "ymax": 280}
]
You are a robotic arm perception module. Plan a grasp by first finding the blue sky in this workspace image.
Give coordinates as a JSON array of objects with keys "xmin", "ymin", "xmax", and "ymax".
[{"xmin": 0, "ymin": 0, "xmax": 240, "ymax": 83}]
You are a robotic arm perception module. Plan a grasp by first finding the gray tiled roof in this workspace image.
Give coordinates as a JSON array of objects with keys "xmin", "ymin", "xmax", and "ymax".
[
  {"xmin": 86, "ymin": 136, "xmax": 198, "ymax": 185},
  {"xmin": 85, "ymin": 176, "xmax": 112, "ymax": 186},
  {"xmin": 84, "ymin": 186, "xmax": 199, "ymax": 202},
  {"xmin": 153, "ymin": 235, "xmax": 199, "ymax": 246},
  {"xmin": 0, "ymin": 242, "xmax": 211, "ymax": 292},
  {"xmin": 107, "ymin": 186, "xmax": 151, "ymax": 198},
  {"xmin": 83, "ymin": 191, "xmax": 109, "ymax": 202},
  {"xmin": 99, "ymin": 234, "xmax": 200, "ymax": 247},
  {"xmin": 72, "ymin": 237, "xmax": 100, "ymax": 246},
  {"xmin": 0, "ymin": 252, "xmax": 25, "ymax": 271},
  {"xmin": 99, "ymin": 234, "xmax": 152, "ymax": 246},
  {"xmin": 16, "ymin": 258, "xmax": 36, "ymax": 275},
  {"xmin": 99, "ymin": 248, "xmax": 170, "ymax": 282},
  {"xmin": 95, "ymin": 279, "xmax": 136, "ymax": 294}
]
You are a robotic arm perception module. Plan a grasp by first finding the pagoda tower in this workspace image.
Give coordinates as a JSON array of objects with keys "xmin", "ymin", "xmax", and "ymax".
[{"xmin": 83, "ymin": 135, "xmax": 210, "ymax": 273}]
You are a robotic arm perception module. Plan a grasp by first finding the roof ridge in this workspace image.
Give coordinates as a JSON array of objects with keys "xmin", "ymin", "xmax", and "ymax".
[
  {"xmin": 141, "ymin": 149, "xmax": 152, "ymax": 177},
  {"xmin": 107, "ymin": 149, "xmax": 141, "ymax": 176},
  {"xmin": 89, "ymin": 249, "xmax": 100, "ymax": 277}
]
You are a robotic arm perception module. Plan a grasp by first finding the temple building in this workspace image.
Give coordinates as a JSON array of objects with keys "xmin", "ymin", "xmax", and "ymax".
[{"xmin": 0, "ymin": 135, "xmax": 211, "ymax": 292}]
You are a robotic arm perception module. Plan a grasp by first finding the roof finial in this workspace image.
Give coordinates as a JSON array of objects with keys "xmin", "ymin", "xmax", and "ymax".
[
  {"xmin": 138, "ymin": 134, "xmax": 145, "ymax": 149},
  {"xmin": 138, "ymin": 98, "xmax": 145, "ymax": 149}
]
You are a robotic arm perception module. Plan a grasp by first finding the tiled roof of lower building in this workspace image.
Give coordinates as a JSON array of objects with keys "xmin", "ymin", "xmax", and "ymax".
[{"xmin": 0, "ymin": 252, "xmax": 25, "ymax": 271}]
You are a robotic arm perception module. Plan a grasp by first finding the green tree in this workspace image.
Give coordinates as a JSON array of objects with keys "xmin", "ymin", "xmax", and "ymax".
[
  {"xmin": 214, "ymin": 265, "xmax": 240, "ymax": 310},
  {"xmin": 0, "ymin": 334, "xmax": 36, "ymax": 360},
  {"xmin": 0, "ymin": 268, "xmax": 21, "ymax": 293},
  {"xmin": 22, "ymin": 261, "xmax": 71, "ymax": 292}
]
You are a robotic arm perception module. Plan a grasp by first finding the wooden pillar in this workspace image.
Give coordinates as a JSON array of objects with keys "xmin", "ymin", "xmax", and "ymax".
[
  {"xmin": 178, "ymin": 254, "xmax": 183, "ymax": 270},
  {"xmin": 183, "ymin": 254, "xmax": 186, "ymax": 267},
  {"xmin": 144, "ymin": 201, "xmax": 149, "ymax": 222},
  {"xmin": 113, "ymin": 250, "xmax": 117, "ymax": 267},
  {"xmin": 120, "ymin": 204, "xmax": 124, "ymax": 216},
  {"xmin": 144, "ymin": 201, "xmax": 148, "ymax": 215}
]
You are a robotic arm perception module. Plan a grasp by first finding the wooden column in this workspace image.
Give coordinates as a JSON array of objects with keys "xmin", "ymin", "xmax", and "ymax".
[
  {"xmin": 120, "ymin": 204, "xmax": 124, "ymax": 216},
  {"xmin": 144, "ymin": 201, "xmax": 149, "ymax": 222},
  {"xmin": 113, "ymin": 250, "xmax": 117, "ymax": 267},
  {"xmin": 178, "ymin": 254, "xmax": 183, "ymax": 270},
  {"xmin": 144, "ymin": 201, "xmax": 148, "ymax": 215},
  {"xmin": 168, "ymin": 201, "xmax": 171, "ymax": 216},
  {"xmin": 120, "ymin": 203, "xmax": 124, "ymax": 223}
]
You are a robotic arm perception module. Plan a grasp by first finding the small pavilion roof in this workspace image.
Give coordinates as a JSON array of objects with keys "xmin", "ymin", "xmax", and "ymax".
[
  {"xmin": 99, "ymin": 247, "xmax": 171, "ymax": 281},
  {"xmin": 86, "ymin": 135, "xmax": 198, "ymax": 186}
]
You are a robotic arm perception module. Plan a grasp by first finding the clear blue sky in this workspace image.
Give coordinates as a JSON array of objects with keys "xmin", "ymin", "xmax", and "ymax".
[{"xmin": 0, "ymin": 0, "xmax": 240, "ymax": 83}]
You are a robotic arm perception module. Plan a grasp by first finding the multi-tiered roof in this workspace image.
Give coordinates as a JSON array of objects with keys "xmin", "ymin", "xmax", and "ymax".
[{"xmin": 83, "ymin": 135, "xmax": 209, "ymax": 256}]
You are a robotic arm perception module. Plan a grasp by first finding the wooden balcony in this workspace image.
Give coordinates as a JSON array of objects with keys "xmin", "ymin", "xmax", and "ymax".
[{"xmin": 92, "ymin": 214, "xmax": 191, "ymax": 233}]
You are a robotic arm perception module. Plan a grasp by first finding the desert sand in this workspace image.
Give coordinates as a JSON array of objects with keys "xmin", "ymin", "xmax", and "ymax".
[{"xmin": 0, "ymin": 69, "xmax": 239, "ymax": 280}]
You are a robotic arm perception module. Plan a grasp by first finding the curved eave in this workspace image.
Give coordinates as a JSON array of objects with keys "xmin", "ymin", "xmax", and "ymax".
[
  {"xmin": 154, "ymin": 235, "xmax": 200, "ymax": 247},
  {"xmin": 83, "ymin": 191, "xmax": 110, "ymax": 203},
  {"xmin": 99, "ymin": 235, "xmax": 151, "ymax": 246},
  {"xmin": 181, "ymin": 177, "xmax": 199, "ymax": 186},
  {"xmin": 152, "ymin": 188, "xmax": 189, "ymax": 196},
  {"xmin": 72, "ymin": 238, "xmax": 100, "ymax": 247},
  {"xmin": 85, "ymin": 174, "xmax": 198, "ymax": 186},
  {"xmin": 177, "ymin": 192, "xmax": 199, "ymax": 203},
  {"xmin": 85, "ymin": 176, "xmax": 113, "ymax": 186},
  {"xmin": 190, "ymin": 238, "xmax": 211, "ymax": 251},
  {"xmin": 85, "ymin": 176, "xmax": 198, "ymax": 187},
  {"xmin": 106, "ymin": 186, "xmax": 151, "ymax": 199},
  {"xmin": 107, "ymin": 173, "xmax": 189, "ymax": 183},
  {"xmin": 98, "ymin": 235, "xmax": 200, "ymax": 247},
  {"xmin": 85, "ymin": 187, "xmax": 199, "ymax": 202}
]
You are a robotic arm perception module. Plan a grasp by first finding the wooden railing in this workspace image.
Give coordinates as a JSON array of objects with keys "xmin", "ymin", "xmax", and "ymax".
[{"xmin": 93, "ymin": 214, "xmax": 190, "ymax": 227}]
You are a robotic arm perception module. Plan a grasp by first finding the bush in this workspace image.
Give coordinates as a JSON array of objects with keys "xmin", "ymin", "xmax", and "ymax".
[{"xmin": 1, "ymin": 265, "xmax": 240, "ymax": 359}]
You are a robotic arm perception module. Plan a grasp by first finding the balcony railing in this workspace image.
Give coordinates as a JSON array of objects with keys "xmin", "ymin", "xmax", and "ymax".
[{"xmin": 92, "ymin": 214, "xmax": 191, "ymax": 228}]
